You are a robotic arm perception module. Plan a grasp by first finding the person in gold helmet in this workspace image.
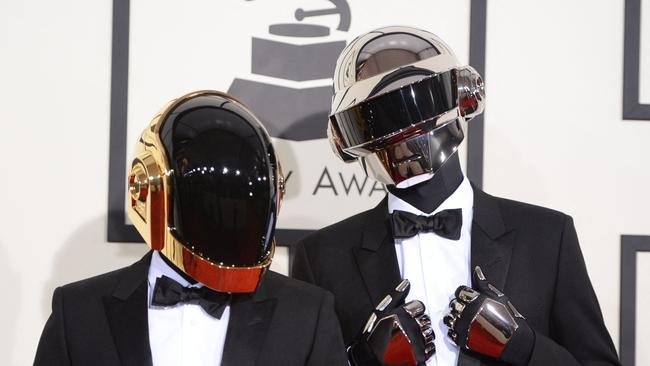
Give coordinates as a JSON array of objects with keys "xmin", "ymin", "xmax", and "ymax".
[{"xmin": 35, "ymin": 90, "xmax": 347, "ymax": 366}]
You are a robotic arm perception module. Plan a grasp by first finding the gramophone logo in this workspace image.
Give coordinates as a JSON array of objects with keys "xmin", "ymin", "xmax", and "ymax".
[{"xmin": 228, "ymin": 0, "xmax": 351, "ymax": 141}]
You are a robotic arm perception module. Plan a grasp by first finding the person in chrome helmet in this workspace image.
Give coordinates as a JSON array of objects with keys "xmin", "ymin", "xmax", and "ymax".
[
  {"xmin": 293, "ymin": 26, "xmax": 620, "ymax": 366},
  {"xmin": 35, "ymin": 91, "xmax": 347, "ymax": 366}
]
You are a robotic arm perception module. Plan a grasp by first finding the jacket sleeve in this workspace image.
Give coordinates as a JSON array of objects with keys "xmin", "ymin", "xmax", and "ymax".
[
  {"xmin": 34, "ymin": 287, "xmax": 71, "ymax": 366},
  {"xmin": 528, "ymin": 215, "xmax": 620, "ymax": 366},
  {"xmin": 306, "ymin": 290, "xmax": 348, "ymax": 366}
]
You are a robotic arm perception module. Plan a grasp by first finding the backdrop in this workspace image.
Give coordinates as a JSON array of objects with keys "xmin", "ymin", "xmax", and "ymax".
[{"xmin": 1, "ymin": 0, "xmax": 649, "ymax": 365}]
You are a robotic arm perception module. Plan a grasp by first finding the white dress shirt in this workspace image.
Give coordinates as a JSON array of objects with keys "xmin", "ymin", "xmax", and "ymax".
[
  {"xmin": 147, "ymin": 251, "xmax": 231, "ymax": 366},
  {"xmin": 389, "ymin": 177, "xmax": 473, "ymax": 366}
]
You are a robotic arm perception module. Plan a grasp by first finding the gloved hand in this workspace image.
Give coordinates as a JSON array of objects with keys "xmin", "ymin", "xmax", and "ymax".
[
  {"xmin": 348, "ymin": 279, "xmax": 435, "ymax": 366},
  {"xmin": 443, "ymin": 266, "xmax": 534, "ymax": 365}
]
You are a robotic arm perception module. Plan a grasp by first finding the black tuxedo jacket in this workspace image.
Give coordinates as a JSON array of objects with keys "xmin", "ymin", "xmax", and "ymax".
[
  {"xmin": 292, "ymin": 188, "xmax": 621, "ymax": 366},
  {"xmin": 34, "ymin": 252, "xmax": 347, "ymax": 366}
]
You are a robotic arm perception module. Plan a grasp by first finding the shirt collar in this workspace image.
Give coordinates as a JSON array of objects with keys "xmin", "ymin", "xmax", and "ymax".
[
  {"xmin": 147, "ymin": 251, "xmax": 203, "ymax": 290},
  {"xmin": 388, "ymin": 176, "xmax": 473, "ymax": 216}
]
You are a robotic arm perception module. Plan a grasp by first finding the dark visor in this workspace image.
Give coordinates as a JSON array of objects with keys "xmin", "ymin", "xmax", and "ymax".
[
  {"xmin": 160, "ymin": 95, "xmax": 278, "ymax": 267},
  {"xmin": 331, "ymin": 70, "xmax": 457, "ymax": 149}
]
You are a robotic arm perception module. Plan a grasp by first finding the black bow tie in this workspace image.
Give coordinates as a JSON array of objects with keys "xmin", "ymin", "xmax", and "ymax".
[
  {"xmin": 390, "ymin": 209, "xmax": 463, "ymax": 240},
  {"xmin": 152, "ymin": 276, "xmax": 231, "ymax": 319}
]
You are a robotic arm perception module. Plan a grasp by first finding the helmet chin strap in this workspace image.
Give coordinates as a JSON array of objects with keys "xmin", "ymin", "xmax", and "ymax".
[{"xmin": 386, "ymin": 152, "xmax": 464, "ymax": 214}]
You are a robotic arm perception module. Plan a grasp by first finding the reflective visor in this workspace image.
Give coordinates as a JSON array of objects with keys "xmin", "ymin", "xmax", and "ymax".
[
  {"xmin": 331, "ymin": 70, "xmax": 457, "ymax": 150},
  {"xmin": 159, "ymin": 95, "xmax": 278, "ymax": 267}
]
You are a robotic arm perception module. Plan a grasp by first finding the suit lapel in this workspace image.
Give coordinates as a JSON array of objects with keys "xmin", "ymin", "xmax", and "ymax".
[
  {"xmin": 456, "ymin": 188, "xmax": 515, "ymax": 366},
  {"xmin": 353, "ymin": 197, "xmax": 402, "ymax": 305},
  {"xmin": 470, "ymin": 187, "xmax": 515, "ymax": 296},
  {"xmin": 220, "ymin": 277, "xmax": 278, "ymax": 366},
  {"xmin": 103, "ymin": 252, "xmax": 153, "ymax": 366}
]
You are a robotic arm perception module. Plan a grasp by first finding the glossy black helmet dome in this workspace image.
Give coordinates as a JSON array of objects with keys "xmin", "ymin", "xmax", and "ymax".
[
  {"xmin": 160, "ymin": 93, "xmax": 280, "ymax": 266},
  {"xmin": 127, "ymin": 90, "xmax": 282, "ymax": 292}
]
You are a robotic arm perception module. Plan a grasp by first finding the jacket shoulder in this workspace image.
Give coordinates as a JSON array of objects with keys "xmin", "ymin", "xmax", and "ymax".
[
  {"xmin": 56, "ymin": 267, "xmax": 126, "ymax": 298},
  {"xmin": 262, "ymin": 270, "xmax": 332, "ymax": 304},
  {"xmin": 56, "ymin": 256, "xmax": 149, "ymax": 300},
  {"xmin": 487, "ymin": 193, "xmax": 568, "ymax": 229},
  {"xmin": 296, "ymin": 205, "xmax": 374, "ymax": 249},
  {"xmin": 476, "ymin": 190, "xmax": 572, "ymax": 251}
]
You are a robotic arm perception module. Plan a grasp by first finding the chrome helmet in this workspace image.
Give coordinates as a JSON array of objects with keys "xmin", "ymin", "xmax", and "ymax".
[{"xmin": 328, "ymin": 26, "xmax": 485, "ymax": 185}]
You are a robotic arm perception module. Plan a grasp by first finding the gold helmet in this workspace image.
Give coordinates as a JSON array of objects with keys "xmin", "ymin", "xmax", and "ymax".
[
  {"xmin": 127, "ymin": 90, "xmax": 284, "ymax": 293},
  {"xmin": 328, "ymin": 26, "xmax": 485, "ymax": 185}
]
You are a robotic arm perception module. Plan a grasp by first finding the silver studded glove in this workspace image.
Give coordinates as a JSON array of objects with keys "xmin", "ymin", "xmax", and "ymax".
[
  {"xmin": 443, "ymin": 266, "xmax": 534, "ymax": 365},
  {"xmin": 348, "ymin": 279, "xmax": 435, "ymax": 366}
]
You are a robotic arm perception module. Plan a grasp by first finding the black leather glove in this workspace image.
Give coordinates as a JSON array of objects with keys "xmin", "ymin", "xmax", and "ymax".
[
  {"xmin": 443, "ymin": 266, "xmax": 534, "ymax": 365},
  {"xmin": 348, "ymin": 279, "xmax": 435, "ymax": 366}
]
